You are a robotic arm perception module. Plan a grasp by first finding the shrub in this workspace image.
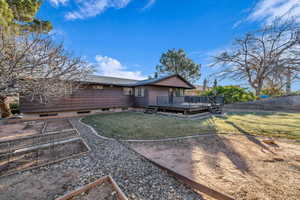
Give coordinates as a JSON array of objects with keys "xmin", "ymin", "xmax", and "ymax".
[
  {"xmin": 261, "ymin": 88, "xmax": 285, "ymax": 97},
  {"xmin": 9, "ymin": 103, "xmax": 20, "ymax": 114},
  {"xmin": 203, "ymin": 86, "xmax": 256, "ymax": 104}
]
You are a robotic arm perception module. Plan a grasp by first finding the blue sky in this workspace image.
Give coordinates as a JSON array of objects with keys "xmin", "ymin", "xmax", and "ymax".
[{"xmin": 39, "ymin": 0, "xmax": 300, "ymax": 89}]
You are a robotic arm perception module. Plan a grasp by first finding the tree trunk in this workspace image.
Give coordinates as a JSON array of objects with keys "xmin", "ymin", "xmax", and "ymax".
[
  {"xmin": 0, "ymin": 96, "xmax": 12, "ymax": 118},
  {"xmin": 255, "ymin": 89, "xmax": 259, "ymax": 96},
  {"xmin": 286, "ymin": 69, "xmax": 292, "ymax": 94},
  {"xmin": 255, "ymin": 85, "xmax": 262, "ymax": 96}
]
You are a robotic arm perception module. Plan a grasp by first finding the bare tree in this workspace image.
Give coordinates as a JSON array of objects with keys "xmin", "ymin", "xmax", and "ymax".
[
  {"xmin": 212, "ymin": 18, "xmax": 300, "ymax": 95},
  {"xmin": 0, "ymin": 29, "xmax": 92, "ymax": 117}
]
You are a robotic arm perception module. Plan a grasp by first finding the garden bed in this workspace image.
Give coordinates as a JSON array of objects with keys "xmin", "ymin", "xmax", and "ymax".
[
  {"xmin": 0, "ymin": 138, "xmax": 89, "ymax": 177},
  {"xmin": 44, "ymin": 119, "xmax": 74, "ymax": 133},
  {"xmin": 0, "ymin": 129, "xmax": 79, "ymax": 154},
  {"xmin": 56, "ymin": 176, "xmax": 127, "ymax": 200},
  {"xmin": 0, "ymin": 121, "xmax": 44, "ymax": 141}
]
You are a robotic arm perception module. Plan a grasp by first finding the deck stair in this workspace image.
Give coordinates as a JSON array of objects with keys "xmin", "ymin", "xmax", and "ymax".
[
  {"xmin": 209, "ymin": 105, "xmax": 222, "ymax": 114},
  {"xmin": 144, "ymin": 106, "xmax": 158, "ymax": 114},
  {"xmin": 208, "ymin": 96, "xmax": 223, "ymax": 114}
]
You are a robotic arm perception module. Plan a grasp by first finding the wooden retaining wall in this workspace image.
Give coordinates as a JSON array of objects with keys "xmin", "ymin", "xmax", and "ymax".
[{"xmin": 56, "ymin": 176, "xmax": 128, "ymax": 200}]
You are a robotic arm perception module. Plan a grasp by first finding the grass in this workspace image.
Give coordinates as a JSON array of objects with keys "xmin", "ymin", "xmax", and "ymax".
[
  {"xmin": 82, "ymin": 112, "xmax": 213, "ymax": 140},
  {"xmin": 211, "ymin": 111, "xmax": 300, "ymax": 140},
  {"xmin": 82, "ymin": 111, "xmax": 300, "ymax": 140}
]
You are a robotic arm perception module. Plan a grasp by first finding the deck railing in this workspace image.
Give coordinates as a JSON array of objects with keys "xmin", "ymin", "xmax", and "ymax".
[{"xmin": 156, "ymin": 96, "xmax": 224, "ymax": 106}]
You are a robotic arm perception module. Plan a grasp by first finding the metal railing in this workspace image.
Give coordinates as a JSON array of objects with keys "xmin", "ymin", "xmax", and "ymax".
[{"xmin": 156, "ymin": 96, "xmax": 224, "ymax": 107}]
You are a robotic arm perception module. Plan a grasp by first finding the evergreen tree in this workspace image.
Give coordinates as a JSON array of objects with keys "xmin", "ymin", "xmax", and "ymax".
[
  {"xmin": 0, "ymin": 0, "xmax": 52, "ymax": 32},
  {"xmin": 156, "ymin": 48, "xmax": 201, "ymax": 83}
]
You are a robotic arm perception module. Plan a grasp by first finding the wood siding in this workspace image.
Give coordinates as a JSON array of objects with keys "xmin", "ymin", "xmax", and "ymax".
[
  {"xmin": 20, "ymin": 86, "xmax": 133, "ymax": 113},
  {"xmin": 20, "ymin": 75, "xmax": 194, "ymax": 114},
  {"xmin": 147, "ymin": 86, "xmax": 169, "ymax": 105},
  {"xmin": 153, "ymin": 76, "xmax": 192, "ymax": 88}
]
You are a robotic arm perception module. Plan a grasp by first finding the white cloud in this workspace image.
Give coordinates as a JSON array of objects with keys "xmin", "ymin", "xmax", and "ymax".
[
  {"xmin": 248, "ymin": 0, "xmax": 300, "ymax": 23},
  {"xmin": 95, "ymin": 55, "xmax": 146, "ymax": 80},
  {"xmin": 65, "ymin": 0, "xmax": 132, "ymax": 20},
  {"xmin": 142, "ymin": 0, "xmax": 156, "ymax": 10},
  {"xmin": 50, "ymin": 0, "xmax": 157, "ymax": 20},
  {"xmin": 49, "ymin": 0, "xmax": 68, "ymax": 6}
]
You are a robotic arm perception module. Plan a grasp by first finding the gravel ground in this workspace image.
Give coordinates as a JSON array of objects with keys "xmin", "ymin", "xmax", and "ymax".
[{"xmin": 0, "ymin": 118, "xmax": 202, "ymax": 200}]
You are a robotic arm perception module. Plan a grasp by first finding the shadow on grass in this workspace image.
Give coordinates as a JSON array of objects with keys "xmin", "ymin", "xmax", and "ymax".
[
  {"xmin": 225, "ymin": 111, "xmax": 276, "ymax": 117},
  {"xmin": 232, "ymin": 118, "xmax": 300, "ymax": 129}
]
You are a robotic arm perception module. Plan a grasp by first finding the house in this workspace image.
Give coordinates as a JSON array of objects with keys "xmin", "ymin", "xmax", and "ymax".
[{"xmin": 20, "ymin": 74, "xmax": 195, "ymax": 118}]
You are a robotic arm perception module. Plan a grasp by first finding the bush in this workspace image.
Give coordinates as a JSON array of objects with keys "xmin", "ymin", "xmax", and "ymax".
[
  {"xmin": 202, "ymin": 86, "xmax": 256, "ymax": 104},
  {"xmin": 9, "ymin": 103, "xmax": 20, "ymax": 114},
  {"xmin": 261, "ymin": 88, "xmax": 285, "ymax": 97}
]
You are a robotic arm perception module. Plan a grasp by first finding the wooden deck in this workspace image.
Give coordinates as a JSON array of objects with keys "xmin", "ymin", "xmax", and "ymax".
[{"xmin": 148, "ymin": 104, "xmax": 211, "ymax": 114}]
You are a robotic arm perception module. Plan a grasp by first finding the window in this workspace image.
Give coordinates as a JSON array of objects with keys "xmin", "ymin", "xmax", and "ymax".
[
  {"xmin": 175, "ymin": 89, "xmax": 184, "ymax": 97},
  {"xmin": 135, "ymin": 87, "xmax": 145, "ymax": 97},
  {"xmin": 123, "ymin": 87, "xmax": 133, "ymax": 95}
]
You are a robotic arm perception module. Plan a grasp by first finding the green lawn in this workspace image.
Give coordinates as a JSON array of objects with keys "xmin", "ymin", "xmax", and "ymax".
[{"xmin": 82, "ymin": 111, "xmax": 300, "ymax": 140}]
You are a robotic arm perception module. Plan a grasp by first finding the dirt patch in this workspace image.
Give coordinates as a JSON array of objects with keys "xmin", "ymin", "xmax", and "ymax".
[
  {"xmin": 45, "ymin": 120, "xmax": 73, "ymax": 132},
  {"xmin": 0, "ymin": 168, "xmax": 81, "ymax": 200},
  {"xmin": 0, "ymin": 129, "xmax": 79, "ymax": 154},
  {"xmin": 0, "ymin": 139, "xmax": 89, "ymax": 177},
  {"xmin": 0, "ymin": 121, "xmax": 44, "ymax": 141},
  {"xmin": 0, "ymin": 119, "xmax": 73, "ymax": 141},
  {"xmin": 129, "ymin": 135, "xmax": 300, "ymax": 200},
  {"xmin": 69, "ymin": 180, "xmax": 118, "ymax": 200}
]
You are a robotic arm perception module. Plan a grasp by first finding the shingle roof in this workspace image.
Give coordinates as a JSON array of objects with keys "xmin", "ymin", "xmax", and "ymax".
[
  {"xmin": 131, "ymin": 74, "xmax": 195, "ymax": 88},
  {"xmin": 83, "ymin": 75, "xmax": 139, "ymax": 85},
  {"xmin": 129, "ymin": 74, "xmax": 174, "ymax": 86},
  {"xmin": 82, "ymin": 74, "xmax": 195, "ymax": 88}
]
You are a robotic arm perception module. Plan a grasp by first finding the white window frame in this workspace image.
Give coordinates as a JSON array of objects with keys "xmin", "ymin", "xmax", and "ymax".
[
  {"xmin": 175, "ymin": 88, "xmax": 184, "ymax": 97},
  {"xmin": 135, "ymin": 87, "xmax": 145, "ymax": 97}
]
